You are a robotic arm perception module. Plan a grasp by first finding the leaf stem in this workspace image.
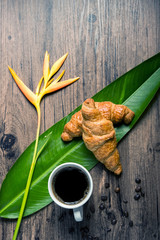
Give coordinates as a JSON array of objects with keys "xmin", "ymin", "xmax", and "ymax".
[{"xmin": 12, "ymin": 105, "xmax": 41, "ymax": 240}]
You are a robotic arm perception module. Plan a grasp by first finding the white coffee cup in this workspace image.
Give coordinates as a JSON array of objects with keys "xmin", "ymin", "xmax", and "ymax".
[{"xmin": 48, "ymin": 162, "xmax": 93, "ymax": 222}]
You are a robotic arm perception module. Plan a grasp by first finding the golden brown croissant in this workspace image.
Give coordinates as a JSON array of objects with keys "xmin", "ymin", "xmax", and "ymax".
[
  {"xmin": 81, "ymin": 98, "xmax": 122, "ymax": 175},
  {"xmin": 61, "ymin": 100, "xmax": 134, "ymax": 141}
]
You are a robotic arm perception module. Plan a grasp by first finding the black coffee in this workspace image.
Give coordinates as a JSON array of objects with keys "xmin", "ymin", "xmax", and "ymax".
[{"xmin": 53, "ymin": 167, "xmax": 88, "ymax": 204}]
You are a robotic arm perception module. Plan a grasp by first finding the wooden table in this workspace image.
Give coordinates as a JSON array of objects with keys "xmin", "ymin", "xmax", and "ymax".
[{"xmin": 0, "ymin": 0, "xmax": 160, "ymax": 239}]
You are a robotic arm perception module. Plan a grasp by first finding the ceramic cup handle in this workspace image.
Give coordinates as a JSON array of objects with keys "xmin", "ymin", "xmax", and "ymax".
[{"xmin": 73, "ymin": 206, "xmax": 83, "ymax": 222}]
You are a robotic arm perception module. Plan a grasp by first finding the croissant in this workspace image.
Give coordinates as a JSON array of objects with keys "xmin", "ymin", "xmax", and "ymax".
[
  {"xmin": 81, "ymin": 98, "xmax": 122, "ymax": 175},
  {"xmin": 61, "ymin": 100, "xmax": 134, "ymax": 141}
]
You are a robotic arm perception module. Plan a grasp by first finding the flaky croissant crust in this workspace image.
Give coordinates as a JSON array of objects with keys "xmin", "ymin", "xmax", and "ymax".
[
  {"xmin": 61, "ymin": 100, "xmax": 135, "ymax": 142},
  {"xmin": 61, "ymin": 98, "xmax": 135, "ymax": 175}
]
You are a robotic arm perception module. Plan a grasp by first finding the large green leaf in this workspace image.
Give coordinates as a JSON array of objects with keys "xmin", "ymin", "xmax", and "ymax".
[{"xmin": 0, "ymin": 53, "xmax": 160, "ymax": 219}]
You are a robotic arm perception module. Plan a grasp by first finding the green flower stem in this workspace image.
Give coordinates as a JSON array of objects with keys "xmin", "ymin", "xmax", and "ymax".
[{"xmin": 12, "ymin": 105, "xmax": 41, "ymax": 240}]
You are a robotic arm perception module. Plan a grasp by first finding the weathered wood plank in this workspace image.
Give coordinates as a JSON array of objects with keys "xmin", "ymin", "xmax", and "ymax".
[{"xmin": 0, "ymin": 0, "xmax": 159, "ymax": 239}]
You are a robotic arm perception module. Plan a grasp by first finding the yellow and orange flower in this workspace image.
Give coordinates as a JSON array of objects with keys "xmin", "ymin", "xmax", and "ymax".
[
  {"xmin": 8, "ymin": 51, "xmax": 79, "ymax": 110},
  {"xmin": 9, "ymin": 51, "xmax": 80, "ymax": 240}
]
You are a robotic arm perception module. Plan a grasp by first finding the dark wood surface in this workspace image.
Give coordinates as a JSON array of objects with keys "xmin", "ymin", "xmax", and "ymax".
[{"xmin": 0, "ymin": 0, "xmax": 160, "ymax": 239}]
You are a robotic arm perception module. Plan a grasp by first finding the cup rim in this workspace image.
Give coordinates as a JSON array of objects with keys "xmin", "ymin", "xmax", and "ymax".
[{"xmin": 48, "ymin": 162, "xmax": 93, "ymax": 209}]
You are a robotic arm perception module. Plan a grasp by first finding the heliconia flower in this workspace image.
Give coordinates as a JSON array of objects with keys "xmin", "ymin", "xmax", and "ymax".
[
  {"xmin": 9, "ymin": 52, "xmax": 80, "ymax": 240},
  {"xmin": 8, "ymin": 51, "xmax": 80, "ymax": 110}
]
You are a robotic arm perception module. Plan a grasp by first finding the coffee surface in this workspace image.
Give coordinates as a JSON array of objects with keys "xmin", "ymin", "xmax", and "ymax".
[{"xmin": 53, "ymin": 167, "xmax": 88, "ymax": 203}]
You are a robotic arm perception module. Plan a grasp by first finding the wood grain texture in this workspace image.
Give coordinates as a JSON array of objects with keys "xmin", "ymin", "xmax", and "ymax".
[{"xmin": 0, "ymin": 0, "xmax": 159, "ymax": 239}]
